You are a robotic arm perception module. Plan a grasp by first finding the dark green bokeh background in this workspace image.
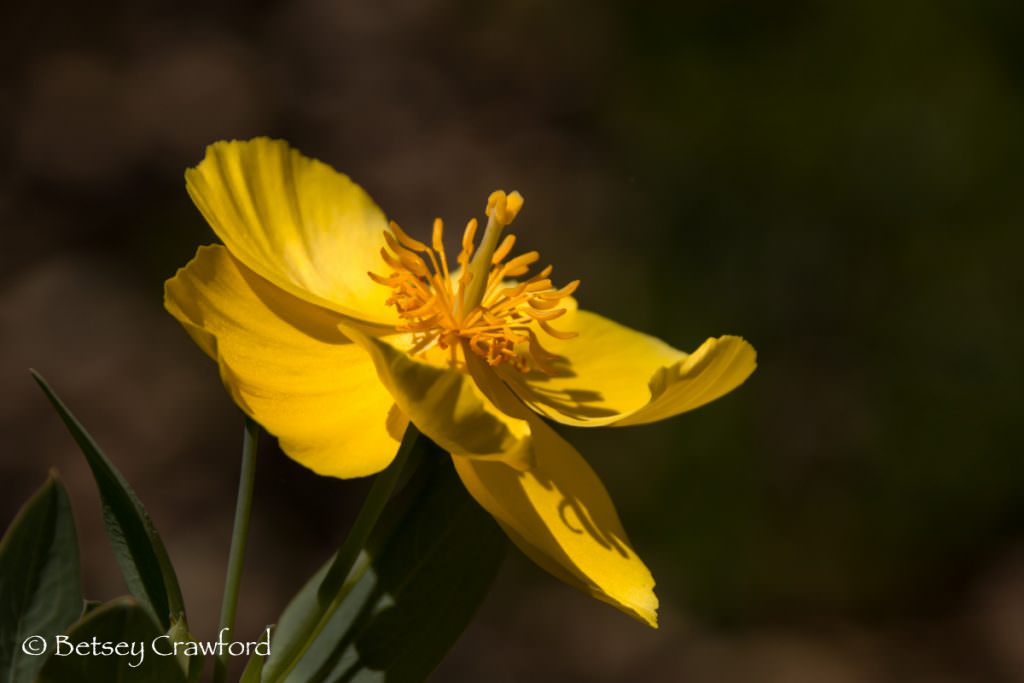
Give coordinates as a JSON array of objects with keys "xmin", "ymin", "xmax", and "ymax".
[{"xmin": 2, "ymin": 2, "xmax": 1022, "ymax": 680}]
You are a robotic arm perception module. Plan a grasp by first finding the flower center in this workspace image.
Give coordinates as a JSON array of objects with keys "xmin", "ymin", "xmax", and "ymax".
[{"xmin": 368, "ymin": 190, "xmax": 578, "ymax": 373}]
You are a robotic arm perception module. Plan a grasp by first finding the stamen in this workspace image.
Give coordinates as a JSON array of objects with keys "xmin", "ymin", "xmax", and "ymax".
[
  {"xmin": 367, "ymin": 190, "xmax": 578, "ymax": 373},
  {"xmin": 502, "ymin": 251, "xmax": 540, "ymax": 277},
  {"xmin": 389, "ymin": 220, "xmax": 428, "ymax": 252},
  {"xmin": 461, "ymin": 219, "xmax": 478, "ymax": 257},
  {"xmin": 491, "ymin": 234, "xmax": 516, "ymax": 264},
  {"xmin": 523, "ymin": 307, "xmax": 567, "ymax": 322},
  {"xmin": 432, "ymin": 218, "xmax": 451, "ymax": 280}
]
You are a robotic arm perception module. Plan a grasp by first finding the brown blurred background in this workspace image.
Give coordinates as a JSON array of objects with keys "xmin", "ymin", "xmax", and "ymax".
[{"xmin": 3, "ymin": 1, "xmax": 1024, "ymax": 681}]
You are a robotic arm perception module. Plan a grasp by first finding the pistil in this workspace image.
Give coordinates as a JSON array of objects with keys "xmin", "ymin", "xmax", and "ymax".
[{"xmin": 460, "ymin": 190, "xmax": 524, "ymax": 313}]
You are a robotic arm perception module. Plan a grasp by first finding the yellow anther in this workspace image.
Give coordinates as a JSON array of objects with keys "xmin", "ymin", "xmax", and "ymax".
[
  {"xmin": 503, "ymin": 250, "xmax": 540, "ymax": 276},
  {"xmin": 461, "ymin": 219, "xmax": 478, "ymax": 255},
  {"xmin": 389, "ymin": 220, "xmax": 428, "ymax": 252},
  {"xmin": 432, "ymin": 218, "xmax": 445, "ymax": 253},
  {"xmin": 491, "ymin": 234, "xmax": 517, "ymax": 264}
]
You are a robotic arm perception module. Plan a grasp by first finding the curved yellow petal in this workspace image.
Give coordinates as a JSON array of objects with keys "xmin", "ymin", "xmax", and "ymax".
[
  {"xmin": 452, "ymin": 418, "xmax": 658, "ymax": 627},
  {"xmin": 164, "ymin": 244, "xmax": 399, "ymax": 478},
  {"xmin": 339, "ymin": 327, "xmax": 531, "ymax": 465},
  {"xmin": 185, "ymin": 137, "xmax": 398, "ymax": 327},
  {"xmin": 502, "ymin": 309, "xmax": 756, "ymax": 427},
  {"xmin": 615, "ymin": 334, "xmax": 757, "ymax": 426}
]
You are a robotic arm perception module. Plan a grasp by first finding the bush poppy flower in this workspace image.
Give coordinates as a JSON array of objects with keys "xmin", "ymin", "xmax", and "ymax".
[{"xmin": 164, "ymin": 138, "xmax": 756, "ymax": 627}]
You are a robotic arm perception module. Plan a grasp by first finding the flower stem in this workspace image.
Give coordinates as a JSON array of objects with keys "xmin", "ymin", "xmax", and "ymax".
[
  {"xmin": 213, "ymin": 416, "xmax": 259, "ymax": 683},
  {"xmin": 267, "ymin": 423, "xmax": 420, "ymax": 681}
]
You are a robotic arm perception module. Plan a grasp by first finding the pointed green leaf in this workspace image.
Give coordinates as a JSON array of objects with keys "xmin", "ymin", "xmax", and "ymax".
[
  {"xmin": 265, "ymin": 449, "xmax": 507, "ymax": 683},
  {"xmin": 239, "ymin": 643, "xmax": 267, "ymax": 683},
  {"xmin": 31, "ymin": 370, "xmax": 186, "ymax": 629},
  {"xmin": 36, "ymin": 597, "xmax": 186, "ymax": 683},
  {"xmin": 0, "ymin": 473, "xmax": 84, "ymax": 683},
  {"xmin": 166, "ymin": 614, "xmax": 204, "ymax": 680}
]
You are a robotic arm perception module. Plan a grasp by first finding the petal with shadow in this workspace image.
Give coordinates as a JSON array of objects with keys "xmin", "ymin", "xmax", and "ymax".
[
  {"xmin": 164, "ymin": 244, "xmax": 399, "ymax": 478},
  {"xmin": 453, "ymin": 417, "xmax": 658, "ymax": 627},
  {"xmin": 340, "ymin": 328, "xmax": 532, "ymax": 464},
  {"xmin": 503, "ymin": 309, "xmax": 756, "ymax": 427}
]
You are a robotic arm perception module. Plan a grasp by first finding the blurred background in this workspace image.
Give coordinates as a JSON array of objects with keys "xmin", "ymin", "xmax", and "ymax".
[{"xmin": 3, "ymin": 1, "xmax": 1024, "ymax": 680}]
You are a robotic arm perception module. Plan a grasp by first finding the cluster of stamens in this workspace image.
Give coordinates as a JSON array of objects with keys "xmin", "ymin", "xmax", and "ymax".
[{"xmin": 368, "ymin": 191, "xmax": 578, "ymax": 373}]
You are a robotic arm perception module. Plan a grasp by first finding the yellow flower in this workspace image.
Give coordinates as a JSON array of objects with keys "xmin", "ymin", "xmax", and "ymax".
[{"xmin": 164, "ymin": 138, "xmax": 756, "ymax": 628}]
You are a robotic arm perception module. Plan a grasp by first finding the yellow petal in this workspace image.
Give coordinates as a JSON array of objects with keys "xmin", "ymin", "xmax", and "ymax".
[
  {"xmin": 164, "ymin": 244, "xmax": 399, "ymax": 478},
  {"xmin": 502, "ymin": 308, "xmax": 756, "ymax": 427},
  {"xmin": 453, "ymin": 417, "xmax": 658, "ymax": 627},
  {"xmin": 339, "ymin": 327, "xmax": 532, "ymax": 464},
  {"xmin": 185, "ymin": 137, "xmax": 397, "ymax": 327},
  {"xmin": 616, "ymin": 334, "xmax": 757, "ymax": 426}
]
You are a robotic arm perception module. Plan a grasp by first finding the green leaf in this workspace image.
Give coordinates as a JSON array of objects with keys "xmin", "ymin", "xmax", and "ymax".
[
  {"xmin": 239, "ymin": 642, "xmax": 268, "ymax": 683},
  {"xmin": 266, "ymin": 448, "xmax": 507, "ymax": 683},
  {"xmin": 0, "ymin": 473, "xmax": 84, "ymax": 683},
  {"xmin": 31, "ymin": 370, "xmax": 186, "ymax": 630},
  {"xmin": 36, "ymin": 597, "xmax": 187, "ymax": 683},
  {"xmin": 166, "ymin": 614, "xmax": 205, "ymax": 681},
  {"xmin": 263, "ymin": 428, "xmax": 428, "ymax": 680}
]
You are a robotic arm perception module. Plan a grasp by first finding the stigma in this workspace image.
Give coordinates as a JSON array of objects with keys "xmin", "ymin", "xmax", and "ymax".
[{"xmin": 368, "ymin": 190, "xmax": 578, "ymax": 373}]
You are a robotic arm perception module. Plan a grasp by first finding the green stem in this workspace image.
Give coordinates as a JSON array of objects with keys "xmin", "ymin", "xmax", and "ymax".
[
  {"xmin": 267, "ymin": 424, "xmax": 420, "ymax": 682},
  {"xmin": 213, "ymin": 417, "xmax": 259, "ymax": 683}
]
